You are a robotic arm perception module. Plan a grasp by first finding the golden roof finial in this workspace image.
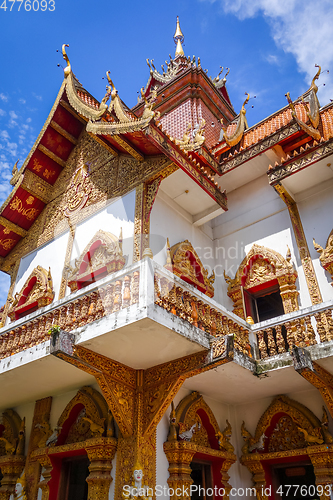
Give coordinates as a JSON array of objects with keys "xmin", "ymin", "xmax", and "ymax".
[
  {"xmin": 62, "ymin": 44, "xmax": 71, "ymax": 77},
  {"xmin": 174, "ymin": 16, "xmax": 185, "ymax": 57}
]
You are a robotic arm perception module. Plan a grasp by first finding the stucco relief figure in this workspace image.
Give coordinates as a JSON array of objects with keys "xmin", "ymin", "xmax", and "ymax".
[
  {"xmin": 122, "ymin": 461, "xmax": 152, "ymax": 500},
  {"xmin": 10, "ymin": 471, "xmax": 27, "ymax": 500}
]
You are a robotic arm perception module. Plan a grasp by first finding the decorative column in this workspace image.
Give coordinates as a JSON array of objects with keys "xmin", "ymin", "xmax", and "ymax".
[
  {"xmin": 0, "ymin": 455, "xmax": 25, "ymax": 500},
  {"xmin": 85, "ymin": 437, "xmax": 118, "ymax": 500},
  {"xmin": 163, "ymin": 441, "xmax": 196, "ymax": 500},
  {"xmin": 240, "ymin": 455, "xmax": 269, "ymax": 500},
  {"xmin": 308, "ymin": 444, "xmax": 333, "ymax": 500},
  {"xmin": 274, "ymin": 183, "xmax": 322, "ymax": 305}
]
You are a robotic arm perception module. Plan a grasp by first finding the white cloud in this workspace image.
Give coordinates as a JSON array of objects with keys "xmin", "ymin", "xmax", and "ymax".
[
  {"xmin": 0, "ymin": 130, "xmax": 10, "ymax": 140},
  {"xmin": 200, "ymin": 0, "xmax": 333, "ymax": 103},
  {"xmin": 0, "ymin": 109, "xmax": 6, "ymax": 116},
  {"xmin": 9, "ymin": 111, "xmax": 18, "ymax": 119},
  {"xmin": 0, "ymin": 93, "xmax": 8, "ymax": 102},
  {"xmin": 26, "ymin": 117, "xmax": 32, "ymax": 123},
  {"xmin": 19, "ymin": 98, "xmax": 26, "ymax": 104},
  {"xmin": 33, "ymin": 93, "xmax": 43, "ymax": 101},
  {"xmin": 265, "ymin": 54, "xmax": 279, "ymax": 65}
]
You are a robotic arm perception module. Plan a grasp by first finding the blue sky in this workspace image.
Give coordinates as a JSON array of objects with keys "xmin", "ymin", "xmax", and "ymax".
[{"xmin": 0, "ymin": 0, "xmax": 332, "ymax": 302}]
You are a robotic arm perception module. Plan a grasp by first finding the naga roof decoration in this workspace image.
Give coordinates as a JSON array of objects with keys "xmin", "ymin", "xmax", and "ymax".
[
  {"xmin": 221, "ymin": 93, "xmax": 250, "ymax": 147},
  {"xmin": 285, "ymin": 65, "xmax": 322, "ymax": 141},
  {"xmin": 213, "ymin": 65, "xmax": 332, "ymax": 176}
]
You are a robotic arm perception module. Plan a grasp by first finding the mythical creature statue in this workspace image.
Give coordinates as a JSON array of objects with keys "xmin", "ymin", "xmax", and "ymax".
[
  {"xmin": 82, "ymin": 416, "xmax": 105, "ymax": 437},
  {"xmin": 45, "ymin": 426, "xmax": 62, "ymax": 447},
  {"xmin": 0, "ymin": 436, "xmax": 16, "ymax": 455},
  {"xmin": 167, "ymin": 401, "xmax": 178, "ymax": 442},
  {"xmin": 297, "ymin": 426, "xmax": 324, "ymax": 445},
  {"xmin": 140, "ymin": 87, "xmax": 160, "ymax": 121},
  {"xmin": 35, "ymin": 420, "xmax": 53, "ymax": 448},
  {"xmin": 321, "ymin": 406, "xmax": 333, "ymax": 443},
  {"xmin": 216, "ymin": 419, "xmax": 234, "ymax": 453},
  {"xmin": 179, "ymin": 422, "xmax": 201, "ymax": 441},
  {"xmin": 241, "ymin": 421, "xmax": 266, "ymax": 454}
]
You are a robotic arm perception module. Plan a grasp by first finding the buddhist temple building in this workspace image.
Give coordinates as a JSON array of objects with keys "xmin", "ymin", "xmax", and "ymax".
[{"xmin": 0, "ymin": 17, "xmax": 333, "ymax": 500}]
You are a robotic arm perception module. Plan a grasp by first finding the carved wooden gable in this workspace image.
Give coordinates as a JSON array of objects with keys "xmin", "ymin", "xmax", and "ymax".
[
  {"xmin": 252, "ymin": 395, "xmax": 329, "ymax": 454},
  {"xmin": 57, "ymin": 386, "xmax": 113, "ymax": 445},
  {"xmin": 165, "ymin": 239, "xmax": 215, "ymax": 297},
  {"xmin": 8, "ymin": 265, "xmax": 54, "ymax": 321},
  {"xmin": 66, "ymin": 229, "xmax": 125, "ymax": 292}
]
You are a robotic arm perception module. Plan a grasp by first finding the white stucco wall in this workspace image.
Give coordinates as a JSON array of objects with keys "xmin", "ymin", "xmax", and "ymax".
[
  {"xmin": 211, "ymin": 175, "xmax": 312, "ymax": 309},
  {"xmin": 11, "ymin": 231, "xmax": 69, "ymax": 316},
  {"xmin": 150, "ymin": 193, "xmax": 215, "ymax": 280},
  {"xmin": 297, "ymin": 180, "xmax": 333, "ymax": 303},
  {"xmin": 70, "ymin": 191, "xmax": 136, "ymax": 295}
]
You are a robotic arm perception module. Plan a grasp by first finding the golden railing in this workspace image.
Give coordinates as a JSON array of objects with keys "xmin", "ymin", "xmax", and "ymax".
[
  {"xmin": 252, "ymin": 304, "xmax": 333, "ymax": 359},
  {"xmin": 153, "ymin": 269, "xmax": 251, "ymax": 358},
  {"xmin": 0, "ymin": 268, "xmax": 140, "ymax": 360}
]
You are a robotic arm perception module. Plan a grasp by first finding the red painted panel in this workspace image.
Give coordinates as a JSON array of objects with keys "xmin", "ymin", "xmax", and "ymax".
[
  {"xmin": 2, "ymin": 187, "xmax": 45, "ymax": 230},
  {"xmin": 0, "ymin": 224, "xmax": 22, "ymax": 257},
  {"xmin": 40, "ymin": 127, "xmax": 73, "ymax": 161},
  {"xmin": 27, "ymin": 149, "xmax": 63, "ymax": 185},
  {"xmin": 53, "ymin": 106, "xmax": 84, "ymax": 138}
]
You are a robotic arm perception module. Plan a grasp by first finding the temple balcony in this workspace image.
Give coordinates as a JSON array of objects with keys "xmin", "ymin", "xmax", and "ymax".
[{"xmin": 0, "ymin": 258, "xmax": 332, "ymax": 409}]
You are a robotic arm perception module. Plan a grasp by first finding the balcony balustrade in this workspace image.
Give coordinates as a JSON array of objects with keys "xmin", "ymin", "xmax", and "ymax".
[{"xmin": 0, "ymin": 258, "xmax": 332, "ymax": 365}]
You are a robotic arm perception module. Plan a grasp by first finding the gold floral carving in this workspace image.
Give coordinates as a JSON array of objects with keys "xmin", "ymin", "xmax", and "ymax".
[
  {"xmin": 9, "ymin": 196, "xmax": 40, "ymax": 221},
  {"xmin": 224, "ymin": 244, "xmax": 299, "ymax": 318},
  {"xmin": 275, "ymin": 183, "xmax": 322, "ymax": 305},
  {"xmin": 8, "ymin": 265, "xmax": 54, "ymax": 321},
  {"xmin": 165, "ymin": 239, "xmax": 215, "ymax": 297},
  {"xmin": 57, "ymin": 386, "xmax": 110, "ymax": 444},
  {"xmin": 64, "ymin": 229, "xmax": 125, "ymax": 292},
  {"xmin": 314, "ymin": 229, "xmax": 333, "ymax": 286},
  {"xmin": 63, "ymin": 163, "xmax": 91, "ymax": 216}
]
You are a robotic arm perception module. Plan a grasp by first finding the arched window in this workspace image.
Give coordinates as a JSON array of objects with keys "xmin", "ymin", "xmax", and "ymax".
[{"xmin": 224, "ymin": 244, "xmax": 299, "ymax": 321}]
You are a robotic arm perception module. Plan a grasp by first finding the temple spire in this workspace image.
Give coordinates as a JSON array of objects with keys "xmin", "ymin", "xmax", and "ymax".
[{"xmin": 174, "ymin": 16, "xmax": 185, "ymax": 57}]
